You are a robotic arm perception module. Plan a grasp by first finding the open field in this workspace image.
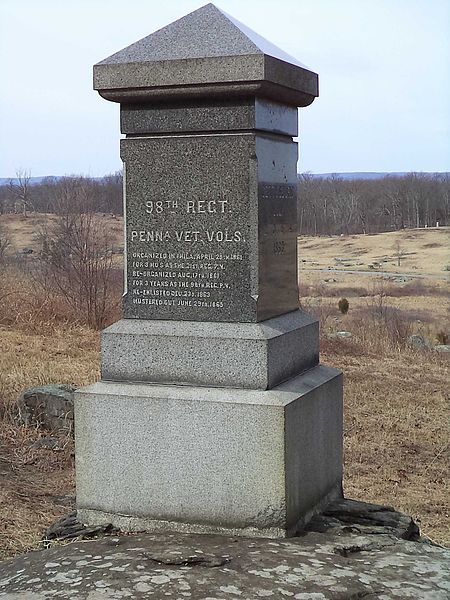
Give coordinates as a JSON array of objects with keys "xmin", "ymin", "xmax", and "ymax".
[
  {"xmin": 299, "ymin": 226, "xmax": 450, "ymax": 276},
  {"xmin": 0, "ymin": 212, "xmax": 124, "ymax": 256},
  {"xmin": 0, "ymin": 217, "xmax": 449, "ymax": 559}
]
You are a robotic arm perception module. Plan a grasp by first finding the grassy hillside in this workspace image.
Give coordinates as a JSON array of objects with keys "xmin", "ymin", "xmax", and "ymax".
[
  {"xmin": 299, "ymin": 227, "xmax": 450, "ymax": 276},
  {"xmin": 0, "ymin": 216, "xmax": 448, "ymax": 559}
]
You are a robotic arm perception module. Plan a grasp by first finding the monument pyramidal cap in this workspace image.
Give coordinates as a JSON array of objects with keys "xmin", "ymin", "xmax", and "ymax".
[
  {"xmin": 77, "ymin": 3, "xmax": 342, "ymax": 538},
  {"xmin": 94, "ymin": 3, "xmax": 318, "ymax": 106},
  {"xmin": 96, "ymin": 3, "xmax": 309, "ymax": 68}
]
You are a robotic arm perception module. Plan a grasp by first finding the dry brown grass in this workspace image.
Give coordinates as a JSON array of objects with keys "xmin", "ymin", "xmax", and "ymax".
[
  {"xmin": 301, "ymin": 254, "xmax": 449, "ymax": 545},
  {"xmin": 300, "ymin": 270, "xmax": 449, "ymax": 344},
  {"xmin": 0, "ymin": 224, "xmax": 449, "ymax": 560},
  {"xmin": 0, "ymin": 423, "xmax": 75, "ymax": 560},
  {"xmin": 299, "ymin": 227, "xmax": 450, "ymax": 275},
  {"xmin": 0, "ymin": 323, "xmax": 99, "ymax": 560},
  {"xmin": 1, "ymin": 212, "xmax": 124, "ymax": 257},
  {"xmin": 323, "ymin": 339, "xmax": 449, "ymax": 545}
]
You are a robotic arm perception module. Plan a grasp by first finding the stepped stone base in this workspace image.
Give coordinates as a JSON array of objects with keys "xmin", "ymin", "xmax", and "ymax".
[
  {"xmin": 75, "ymin": 365, "xmax": 343, "ymax": 537},
  {"xmin": 101, "ymin": 311, "xmax": 319, "ymax": 390}
]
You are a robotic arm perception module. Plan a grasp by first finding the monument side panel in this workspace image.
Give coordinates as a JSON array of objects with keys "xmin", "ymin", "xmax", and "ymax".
[
  {"xmin": 121, "ymin": 133, "xmax": 256, "ymax": 323},
  {"xmin": 121, "ymin": 131, "xmax": 299, "ymax": 323},
  {"xmin": 256, "ymin": 134, "xmax": 299, "ymax": 320}
]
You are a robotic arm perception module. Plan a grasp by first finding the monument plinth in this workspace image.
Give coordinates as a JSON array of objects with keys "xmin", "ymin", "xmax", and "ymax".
[{"xmin": 76, "ymin": 3, "xmax": 343, "ymax": 537}]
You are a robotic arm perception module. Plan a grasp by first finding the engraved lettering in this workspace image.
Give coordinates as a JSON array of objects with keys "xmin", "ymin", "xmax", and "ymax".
[
  {"xmin": 186, "ymin": 200, "xmax": 229, "ymax": 214},
  {"xmin": 206, "ymin": 230, "xmax": 242, "ymax": 242}
]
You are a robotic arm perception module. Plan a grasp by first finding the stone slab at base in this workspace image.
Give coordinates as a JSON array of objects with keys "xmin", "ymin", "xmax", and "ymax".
[
  {"xmin": 77, "ymin": 481, "xmax": 341, "ymax": 539},
  {"xmin": 101, "ymin": 310, "xmax": 318, "ymax": 389},
  {"xmin": 75, "ymin": 365, "xmax": 343, "ymax": 537}
]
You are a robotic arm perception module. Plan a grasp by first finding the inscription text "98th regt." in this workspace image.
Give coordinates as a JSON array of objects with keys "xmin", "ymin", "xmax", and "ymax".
[{"xmin": 145, "ymin": 199, "xmax": 230, "ymax": 214}]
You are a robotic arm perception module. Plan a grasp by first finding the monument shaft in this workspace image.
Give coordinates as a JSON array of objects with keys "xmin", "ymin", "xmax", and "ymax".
[
  {"xmin": 75, "ymin": 3, "xmax": 343, "ymax": 537},
  {"xmin": 121, "ymin": 112, "xmax": 299, "ymax": 322}
]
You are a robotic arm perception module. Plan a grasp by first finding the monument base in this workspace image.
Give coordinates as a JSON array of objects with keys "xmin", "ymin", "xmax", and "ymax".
[
  {"xmin": 77, "ymin": 482, "xmax": 342, "ymax": 538},
  {"xmin": 101, "ymin": 311, "xmax": 319, "ymax": 390},
  {"xmin": 75, "ymin": 365, "xmax": 343, "ymax": 538}
]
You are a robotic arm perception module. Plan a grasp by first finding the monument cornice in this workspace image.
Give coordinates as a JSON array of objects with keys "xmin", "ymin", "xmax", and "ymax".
[{"xmin": 94, "ymin": 55, "xmax": 318, "ymax": 107}]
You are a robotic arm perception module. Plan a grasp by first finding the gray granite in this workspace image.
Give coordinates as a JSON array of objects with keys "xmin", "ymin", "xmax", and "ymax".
[
  {"xmin": 121, "ymin": 132, "xmax": 298, "ymax": 323},
  {"xmin": 121, "ymin": 98, "xmax": 298, "ymax": 136},
  {"xmin": 78, "ymin": 3, "xmax": 344, "ymax": 540},
  {"xmin": 97, "ymin": 4, "xmax": 266, "ymax": 64},
  {"xmin": 96, "ymin": 4, "xmax": 304, "ymax": 65},
  {"xmin": 75, "ymin": 365, "xmax": 343, "ymax": 537},
  {"xmin": 93, "ymin": 4, "xmax": 318, "ymax": 106},
  {"xmin": 101, "ymin": 311, "xmax": 318, "ymax": 390}
]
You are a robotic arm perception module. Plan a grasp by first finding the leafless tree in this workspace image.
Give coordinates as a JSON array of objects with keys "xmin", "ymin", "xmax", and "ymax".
[
  {"xmin": 394, "ymin": 240, "xmax": 403, "ymax": 267},
  {"xmin": 0, "ymin": 221, "xmax": 11, "ymax": 266},
  {"xmin": 36, "ymin": 179, "xmax": 120, "ymax": 329},
  {"xmin": 298, "ymin": 172, "xmax": 450, "ymax": 235},
  {"xmin": 8, "ymin": 169, "xmax": 33, "ymax": 217}
]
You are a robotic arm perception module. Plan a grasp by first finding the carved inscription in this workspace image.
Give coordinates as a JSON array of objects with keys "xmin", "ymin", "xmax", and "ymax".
[
  {"xmin": 121, "ymin": 134, "xmax": 298, "ymax": 322},
  {"xmin": 127, "ymin": 197, "xmax": 245, "ymax": 313}
]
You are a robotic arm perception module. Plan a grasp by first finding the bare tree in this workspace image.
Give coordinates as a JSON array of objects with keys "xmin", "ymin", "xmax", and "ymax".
[
  {"xmin": 298, "ymin": 172, "xmax": 450, "ymax": 235},
  {"xmin": 394, "ymin": 240, "xmax": 403, "ymax": 267},
  {"xmin": 37, "ymin": 179, "xmax": 120, "ymax": 329},
  {"xmin": 0, "ymin": 221, "xmax": 11, "ymax": 266},
  {"xmin": 8, "ymin": 169, "xmax": 33, "ymax": 217}
]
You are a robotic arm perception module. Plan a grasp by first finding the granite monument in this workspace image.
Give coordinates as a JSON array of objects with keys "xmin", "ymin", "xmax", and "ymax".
[{"xmin": 75, "ymin": 3, "xmax": 343, "ymax": 537}]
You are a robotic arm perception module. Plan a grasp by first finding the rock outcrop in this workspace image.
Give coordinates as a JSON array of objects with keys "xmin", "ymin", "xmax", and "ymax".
[
  {"xmin": 17, "ymin": 384, "xmax": 76, "ymax": 435},
  {"xmin": 0, "ymin": 499, "xmax": 449, "ymax": 599}
]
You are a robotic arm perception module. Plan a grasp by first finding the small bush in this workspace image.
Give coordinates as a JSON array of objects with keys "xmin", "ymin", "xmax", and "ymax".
[
  {"xmin": 350, "ymin": 305, "xmax": 414, "ymax": 353},
  {"xmin": 436, "ymin": 331, "xmax": 449, "ymax": 345},
  {"xmin": 338, "ymin": 297, "xmax": 349, "ymax": 314},
  {"xmin": 0, "ymin": 222, "xmax": 11, "ymax": 265}
]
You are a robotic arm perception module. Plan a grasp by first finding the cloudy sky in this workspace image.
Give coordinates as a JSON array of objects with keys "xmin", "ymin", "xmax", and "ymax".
[{"xmin": 0, "ymin": 0, "xmax": 449, "ymax": 177}]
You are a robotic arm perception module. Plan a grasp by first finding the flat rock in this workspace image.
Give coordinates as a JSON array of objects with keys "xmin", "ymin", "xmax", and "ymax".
[
  {"xmin": 407, "ymin": 334, "xmax": 430, "ymax": 349},
  {"xmin": 17, "ymin": 384, "xmax": 76, "ymax": 435},
  {"xmin": 328, "ymin": 331, "xmax": 353, "ymax": 339},
  {"xmin": 0, "ymin": 499, "xmax": 449, "ymax": 599},
  {"xmin": 434, "ymin": 344, "xmax": 450, "ymax": 353}
]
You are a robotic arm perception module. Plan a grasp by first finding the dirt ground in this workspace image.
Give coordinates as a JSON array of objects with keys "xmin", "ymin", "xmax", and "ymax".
[{"xmin": 0, "ymin": 221, "xmax": 449, "ymax": 559}]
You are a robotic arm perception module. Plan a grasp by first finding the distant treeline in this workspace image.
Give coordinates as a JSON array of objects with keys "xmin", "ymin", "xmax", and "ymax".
[
  {"xmin": 0, "ymin": 172, "xmax": 123, "ymax": 216},
  {"xmin": 1, "ymin": 171, "xmax": 449, "ymax": 236},
  {"xmin": 298, "ymin": 172, "xmax": 450, "ymax": 235}
]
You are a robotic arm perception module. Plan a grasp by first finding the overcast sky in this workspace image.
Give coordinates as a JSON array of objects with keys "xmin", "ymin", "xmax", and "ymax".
[{"xmin": 0, "ymin": 0, "xmax": 449, "ymax": 178}]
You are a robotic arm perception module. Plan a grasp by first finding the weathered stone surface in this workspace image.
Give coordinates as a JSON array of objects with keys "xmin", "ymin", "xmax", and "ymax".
[
  {"xmin": 43, "ymin": 511, "xmax": 116, "ymax": 542},
  {"xmin": 122, "ymin": 132, "xmax": 299, "ymax": 323},
  {"xmin": 1, "ymin": 500, "xmax": 449, "ymax": 599},
  {"xmin": 434, "ymin": 344, "xmax": 450, "ymax": 352},
  {"xmin": 305, "ymin": 499, "xmax": 421, "ymax": 541},
  {"xmin": 121, "ymin": 98, "xmax": 298, "ymax": 136},
  {"xmin": 75, "ymin": 366, "xmax": 343, "ymax": 538},
  {"xmin": 101, "ymin": 311, "xmax": 319, "ymax": 390},
  {"xmin": 79, "ymin": 3, "xmax": 343, "ymax": 540},
  {"xmin": 17, "ymin": 384, "xmax": 76, "ymax": 435},
  {"xmin": 407, "ymin": 334, "xmax": 430, "ymax": 349},
  {"xmin": 94, "ymin": 4, "xmax": 318, "ymax": 106},
  {"xmin": 29, "ymin": 437, "xmax": 60, "ymax": 450},
  {"xmin": 328, "ymin": 331, "xmax": 352, "ymax": 339}
]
